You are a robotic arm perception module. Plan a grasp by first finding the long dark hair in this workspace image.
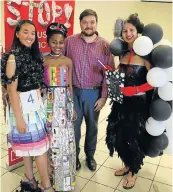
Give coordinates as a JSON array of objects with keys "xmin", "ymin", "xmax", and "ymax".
[{"xmin": 12, "ymin": 20, "xmax": 42, "ymax": 63}]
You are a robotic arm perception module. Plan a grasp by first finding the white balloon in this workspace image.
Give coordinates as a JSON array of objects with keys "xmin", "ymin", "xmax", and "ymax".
[
  {"xmin": 158, "ymin": 82, "xmax": 173, "ymax": 101},
  {"xmin": 147, "ymin": 67, "xmax": 168, "ymax": 87},
  {"xmin": 133, "ymin": 36, "xmax": 153, "ymax": 56},
  {"xmin": 146, "ymin": 117, "xmax": 166, "ymax": 136},
  {"xmin": 153, "ymin": 39, "xmax": 172, "ymax": 49},
  {"xmin": 162, "ymin": 67, "xmax": 173, "ymax": 81}
]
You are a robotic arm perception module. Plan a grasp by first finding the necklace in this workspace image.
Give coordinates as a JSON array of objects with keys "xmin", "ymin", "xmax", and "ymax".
[
  {"xmin": 49, "ymin": 53, "xmax": 62, "ymax": 57},
  {"xmin": 127, "ymin": 50, "xmax": 135, "ymax": 64}
]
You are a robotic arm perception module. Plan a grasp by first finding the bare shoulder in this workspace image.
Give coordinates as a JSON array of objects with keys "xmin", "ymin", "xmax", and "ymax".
[
  {"xmin": 43, "ymin": 55, "xmax": 49, "ymax": 61},
  {"xmin": 43, "ymin": 55, "xmax": 52, "ymax": 66},
  {"xmin": 61, "ymin": 55, "xmax": 72, "ymax": 66},
  {"xmin": 8, "ymin": 54, "xmax": 15, "ymax": 61},
  {"xmin": 6, "ymin": 54, "xmax": 16, "ymax": 77}
]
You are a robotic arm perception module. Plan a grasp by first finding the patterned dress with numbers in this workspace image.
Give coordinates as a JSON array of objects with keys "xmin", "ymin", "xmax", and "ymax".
[
  {"xmin": 44, "ymin": 66, "xmax": 76, "ymax": 192},
  {"xmin": 1, "ymin": 46, "xmax": 50, "ymax": 157}
]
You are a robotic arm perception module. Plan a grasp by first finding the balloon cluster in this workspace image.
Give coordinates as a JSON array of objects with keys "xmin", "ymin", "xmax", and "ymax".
[
  {"xmin": 109, "ymin": 23, "xmax": 172, "ymax": 157},
  {"xmin": 141, "ymin": 24, "xmax": 172, "ymax": 157}
]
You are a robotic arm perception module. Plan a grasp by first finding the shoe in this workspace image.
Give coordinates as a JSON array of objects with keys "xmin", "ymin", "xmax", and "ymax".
[
  {"xmin": 38, "ymin": 184, "xmax": 54, "ymax": 192},
  {"xmin": 76, "ymin": 158, "xmax": 81, "ymax": 171},
  {"xmin": 16, "ymin": 174, "xmax": 38, "ymax": 192},
  {"xmin": 86, "ymin": 157, "xmax": 97, "ymax": 171},
  {"xmin": 123, "ymin": 173, "xmax": 137, "ymax": 190},
  {"xmin": 16, "ymin": 181, "xmax": 37, "ymax": 192}
]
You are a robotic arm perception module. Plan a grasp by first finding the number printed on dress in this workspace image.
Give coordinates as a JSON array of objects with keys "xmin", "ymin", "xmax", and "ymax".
[
  {"xmin": 28, "ymin": 94, "xmax": 35, "ymax": 103},
  {"xmin": 20, "ymin": 90, "xmax": 41, "ymax": 114}
]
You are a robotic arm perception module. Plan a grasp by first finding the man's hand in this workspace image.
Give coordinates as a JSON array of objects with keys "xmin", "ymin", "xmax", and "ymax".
[{"xmin": 94, "ymin": 98, "xmax": 106, "ymax": 112}]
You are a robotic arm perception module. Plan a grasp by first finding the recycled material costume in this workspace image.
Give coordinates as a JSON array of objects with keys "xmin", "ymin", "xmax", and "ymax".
[
  {"xmin": 44, "ymin": 65, "xmax": 76, "ymax": 191},
  {"xmin": 106, "ymin": 60, "xmax": 151, "ymax": 174},
  {"xmin": 1, "ymin": 46, "xmax": 50, "ymax": 157}
]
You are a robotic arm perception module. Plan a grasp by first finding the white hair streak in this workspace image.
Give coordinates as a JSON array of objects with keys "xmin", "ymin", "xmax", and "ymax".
[{"xmin": 114, "ymin": 18, "xmax": 125, "ymax": 38}]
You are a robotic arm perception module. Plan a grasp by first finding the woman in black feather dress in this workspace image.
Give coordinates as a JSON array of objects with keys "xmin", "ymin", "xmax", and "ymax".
[{"xmin": 106, "ymin": 13, "xmax": 154, "ymax": 190}]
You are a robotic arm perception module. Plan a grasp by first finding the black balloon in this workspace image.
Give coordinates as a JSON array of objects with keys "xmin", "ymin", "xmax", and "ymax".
[
  {"xmin": 150, "ymin": 99, "xmax": 172, "ymax": 121},
  {"xmin": 142, "ymin": 53, "xmax": 152, "ymax": 62},
  {"xmin": 146, "ymin": 147, "xmax": 160, "ymax": 158},
  {"xmin": 142, "ymin": 23, "xmax": 163, "ymax": 44},
  {"xmin": 142, "ymin": 53, "xmax": 155, "ymax": 69},
  {"xmin": 109, "ymin": 39, "xmax": 127, "ymax": 56},
  {"xmin": 150, "ymin": 133, "xmax": 169, "ymax": 151},
  {"xmin": 152, "ymin": 45, "xmax": 172, "ymax": 69},
  {"xmin": 167, "ymin": 100, "xmax": 172, "ymax": 108},
  {"xmin": 152, "ymin": 88, "xmax": 160, "ymax": 100}
]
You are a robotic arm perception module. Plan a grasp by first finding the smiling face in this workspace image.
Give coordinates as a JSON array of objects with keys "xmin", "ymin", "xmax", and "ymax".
[
  {"xmin": 16, "ymin": 23, "xmax": 36, "ymax": 47},
  {"xmin": 80, "ymin": 15, "xmax": 97, "ymax": 37},
  {"xmin": 122, "ymin": 23, "xmax": 138, "ymax": 44},
  {"xmin": 48, "ymin": 33, "xmax": 65, "ymax": 55}
]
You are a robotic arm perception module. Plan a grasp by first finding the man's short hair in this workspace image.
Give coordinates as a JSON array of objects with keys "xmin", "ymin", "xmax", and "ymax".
[{"xmin": 79, "ymin": 9, "xmax": 98, "ymax": 22}]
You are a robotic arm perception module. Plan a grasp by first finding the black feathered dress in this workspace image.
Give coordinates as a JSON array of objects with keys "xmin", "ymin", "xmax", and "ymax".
[{"xmin": 106, "ymin": 63, "xmax": 151, "ymax": 174}]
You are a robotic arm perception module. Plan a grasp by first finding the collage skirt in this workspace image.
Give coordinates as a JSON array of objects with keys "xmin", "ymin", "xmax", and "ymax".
[
  {"xmin": 45, "ymin": 87, "xmax": 76, "ymax": 192},
  {"xmin": 6, "ymin": 89, "xmax": 50, "ymax": 157}
]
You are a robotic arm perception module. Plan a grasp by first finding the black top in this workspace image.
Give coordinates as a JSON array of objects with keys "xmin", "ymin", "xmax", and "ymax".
[
  {"xmin": 119, "ymin": 63, "xmax": 148, "ymax": 87},
  {"xmin": 1, "ymin": 46, "xmax": 44, "ymax": 92}
]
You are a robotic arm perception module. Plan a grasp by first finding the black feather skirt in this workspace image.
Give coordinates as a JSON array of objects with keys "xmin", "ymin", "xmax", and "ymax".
[{"xmin": 106, "ymin": 95, "xmax": 150, "ymax": 174}]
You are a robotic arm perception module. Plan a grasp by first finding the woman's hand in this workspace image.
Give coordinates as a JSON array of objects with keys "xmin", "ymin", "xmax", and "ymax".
[
  {"xmin": 16, "ymin": 117, "xmax": 27, "ymax": 134},
  {"xmin": 72, "ymin": 108, "xmax": 77, "ymax": 121}
]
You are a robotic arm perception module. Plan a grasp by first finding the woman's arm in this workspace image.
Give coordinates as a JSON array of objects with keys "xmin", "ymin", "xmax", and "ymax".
[
  {"xmin": 144, "ymin": 59, "xmax": 151, "ymax": 71},
  {"xmin": 1, "ymin": 86, "xmax": 7, "ymax": 116},
  {"xmin": 120, "ymin": 58, "xmax": 153, "ymax": 96},
  {"xmin": 114, "ymin": 56, "xmax": 120, "ymax": 71},
  {"xmin": 67, "ymin": 59, "xmax": 77, "ymax": 120},
  {"xmin": 67, "ymin": 59, "xmax": 73, "ymax": 101},
  {"xmin": 6, "ymin": 54, "xmax": 26, "ymax": 134}
]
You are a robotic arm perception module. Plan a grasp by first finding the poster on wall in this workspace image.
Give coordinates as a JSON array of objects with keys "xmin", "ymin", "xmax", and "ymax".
[
  {"xmin": 4, "ymin": 0, "xmax": 75, "ymax": 171},
  {"xmin": 4, "ymin": 0, "xmax": 75, "ymax": 52}
]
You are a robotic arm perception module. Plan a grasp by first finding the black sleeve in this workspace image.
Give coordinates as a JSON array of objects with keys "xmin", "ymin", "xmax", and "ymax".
[{"xmin": 1, "ymin": 50, "xmax": 19, "ymax": 86}]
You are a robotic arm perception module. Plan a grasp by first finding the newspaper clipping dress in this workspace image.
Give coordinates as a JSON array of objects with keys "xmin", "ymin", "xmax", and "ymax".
[{"xmin": 44, "ymin": 66, "xmax": 76, "ymax": 191}]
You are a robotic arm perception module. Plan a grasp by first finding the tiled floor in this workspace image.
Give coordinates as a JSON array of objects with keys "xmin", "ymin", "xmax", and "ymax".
[{"xmin": 0, "ymin": 99, "xmax": 173, "ymax": 192}]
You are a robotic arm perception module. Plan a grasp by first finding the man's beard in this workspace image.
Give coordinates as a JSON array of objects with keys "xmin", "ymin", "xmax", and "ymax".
[{"xmin": 81, "ymin": 30, "xmax": 96, "ymax": 37}]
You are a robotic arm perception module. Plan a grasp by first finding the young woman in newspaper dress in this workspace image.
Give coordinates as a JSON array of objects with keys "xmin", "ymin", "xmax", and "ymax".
[{"xmin": 43, "ymin": 23, "xmax": 76, "ymax": 192}]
